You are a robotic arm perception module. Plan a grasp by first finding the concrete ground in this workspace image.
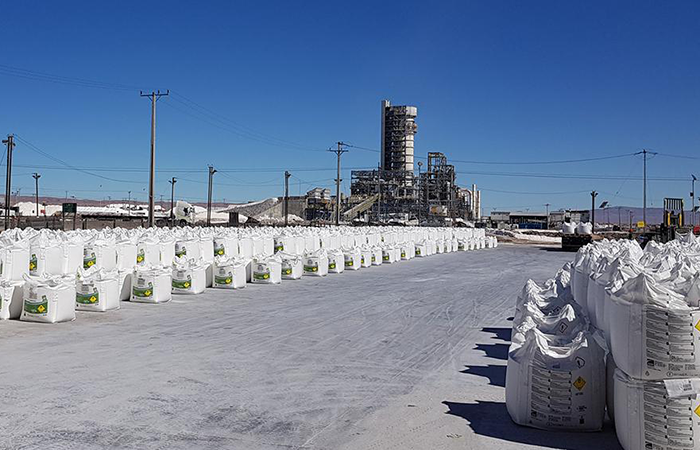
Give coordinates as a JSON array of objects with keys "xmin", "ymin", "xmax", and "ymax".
[{"xmin": 0, "ymin": 244, "xmax": 622, "ymax": 450}]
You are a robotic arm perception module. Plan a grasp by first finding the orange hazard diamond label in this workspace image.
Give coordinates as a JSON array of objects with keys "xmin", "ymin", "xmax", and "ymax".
[{"xmin": 573, "ymin": 376, "xmax": 586, "ymax": 391}]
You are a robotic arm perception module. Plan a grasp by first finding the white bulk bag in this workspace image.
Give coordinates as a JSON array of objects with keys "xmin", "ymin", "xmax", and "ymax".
[
  {"xmin": 0, "ymin": 280, "xmax": 24, "ymax": 319},
  {"xmin": 360, "ymin": 247, "xmax": 372, "ymax": 268},
  {"xmin": 30, "ymin": 234, "xmax": 82, "ymax": 276},
  {"xmin": 279, "ymin": 253, "xmax": 303, "ymax": 280},
  {"xmin": 327, "ymin": 250, "xmax": 345, "ymax": 274},
  {"xmin": 343, "ymin": 248, "xmax": 361, "ymax": 271},
  {"xmin": 382, "ymin": 247, "xmax": 397, "ymax": 264},
  {"xmin": 118, "ymin": 269, "xmax": 132, "ymax": 301},
  {"xmin": 213, "ymin": 256, "xmax": 247, "ymax": 289},
  {"xmin": 171, "ymin": 257, "xmax": 207, "ymax": 295},
  {"xmin": 214, "ymin": 235, "xmax": 239, "ymax": 258},
  {"xmin": 577, "ymin": 222, "xmax": 593, "ymax": 235},
  {"xmin": 175, "ymin": 238, "xmax": 201, "ymax": 260},
  {"xmin": 252, "ymin": 236, "xmax": 274, "ymax": 257},
  {"xmin": 609, "ymin": 273, "xmax": 700, "ymax": 380},
  {"xmin": 614, "ymin": 369, "xmax": 700, "ymax": 450},
  {"xmin": 251, "ymin": 255, "xmax": 282, "ymax": 284},
  {"xmin": 21, "ymin": 274, "xmax": 76, "ymax": 323},
  {"xmin": 75, "ymin": 267, "xmax": 120, "ymax": 312},
  {"xmin": 562, "ymin": 222, "xmax": 577, "ymax": 234},
  {"xmin": 159, "ymin": 237, "xmax": 176, "ymax": 267},
  {"xmin": 415, "ymin": 241, "xmax": 427, "ymax": 257},
  {"xmin": 115, "ymin": 239, "xmax": 137, "ymax": 271},
  {"xmin": 0, "ymin": 239, "xmax": 29, "ymax": 281},
  {"xmin": 83, "ymin": 238, "xmax": 117, "ymax": 272},
  {"xmin": 131, "ymin": 266, "xmax": 172, "ymax": 303},
  {"xmin": 506, "ymin": 329, "xmax": 605, "ymax": 431},
  {"xmin": 511, "ymin": 303, "xmax": 588, "ymax": 345},
  {"xmin": 303, "ymin": 250, "xmax": 328, "ymax": 277},
  {"xmin": 371, "ymin": 246, "xmax": 383, "ymax": 265},
  {"xmin": 136, "ymin": 238, "xmax": 160, "ymax": 267},
  {"xmin": 238, "ymin": 237, "xmax": 254, "ymax": 259}
]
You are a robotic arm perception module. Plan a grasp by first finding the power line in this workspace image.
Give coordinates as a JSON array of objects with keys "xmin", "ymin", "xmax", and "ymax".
[
  {"xmin": 0, "ymin": 64, "xmax": 145, "ymax": 91},
  {"xmin": 13, "ymin": 136, "xmax": 140, "ymax": 184}
]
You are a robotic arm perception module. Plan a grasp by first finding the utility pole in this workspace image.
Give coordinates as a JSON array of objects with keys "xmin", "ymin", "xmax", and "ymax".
[
  {"xmin": 32, "ymin": 173, "xmax": 41, "ymax": 217},
  {"xmin": 140, "ymin": 90, "xmax": 169, "ymax": 227},
  {"xmin": 3, "ymin": 135, "xmax": 14, "ymax": 229},
  {"xmin": 692, "ymin": 175, "xmax": 697, "ymax": 227},
  {"xmin": 169, "ymin": 177, "xmax": 177, "ymax": 226},
  {"xmin": 127, "ymin": 191, "xmax": 131, "ymax": 217},
  {"xmin": 284, "ymin": 171, "xmax": 291, "ymax": 226},
  {"xmin": 634, "ymin": 149, "xmax": 657, "ymax": 230},
  {"xmin": 328, "ymin": 142, "xmax": 348, "ymax": 226},
  {"xmin": 544, "ymin": 203, "xmax": 550, "ymax": 229},
  {"xmin": 617, "ymin": 206, "xmax": 621, "ymax": 228},
  {"xmin": 591, "ymin": 191, "xmax": 598, "ymax": 233},
  {"xmin": 207, "ymin": 165, "xmax": 216, "ymax": 226}
]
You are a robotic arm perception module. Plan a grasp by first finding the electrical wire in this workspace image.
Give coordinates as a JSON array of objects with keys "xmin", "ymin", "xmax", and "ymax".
[{"xmin": 0, "ymin": 64, "xmax": 145, "ymax": 92}]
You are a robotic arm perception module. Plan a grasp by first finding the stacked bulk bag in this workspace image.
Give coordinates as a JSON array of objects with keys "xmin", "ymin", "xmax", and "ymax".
[
  {"xmin": 327, "ymin": 249, "xmax": 345, "ymax": 274},
  {"xmin": 279, "ymin": 252, "xmax": 303, "ymax": 280},
  {"xmin": 506, "ymin": 328, "xmax": 606, "ymax": 431},
  {"xmin": 343, "ymin": 247, "xmax": 361, "ymax": 271},
  {"xmin": 214, "ymin": 234, "xmax": 239, "ymax": 258},
  {"xmin": 614, "ymin": 369, "xmax": 700, "ymax": 450},
  {"xmin": 29, "ymin": 231, "xmax": 82, "ymax": 276},
  {"xmin": 75, "ymin": 267, "xmax": 120, "ymax": 311},
  {"xmin": 0, "ymin": 279, "xmax": 24, "ymax": 320},
  {"xmin": 83, "ymin": 236, "xmax": 117, "ymax": 271},
  {"xmin": 371, "ymin": 246, "xmax": 383, "ymax": 265},
  {"xmin": 175, "ymin": 235, "xmax": 201, "ymax": 260},
  {"xmin": 562, "ymin": 221, "xmax": 577, "ymax": 234},
  {"xmin": 382, "ymin": 246, "xmax": 397, "ymax": 264},
  {"xmin": 136, "ymin": 235, "xmax": 161, "ymax": 268},
  {"xmin": 303, "ymin": 250, "xmax": 328, "ymax": 277},
  {"xmin": 21, "ymin": 274, "xmax": 76, "ymax": 323},
  {"xmin": 0, "ymin": 237, "xmax": 29, "ymax": 282},
  {"xmin": 251, "ymin": 255, "xmax": 282, "ymax": 284},
  {"xmin": 171, "ymin": 257, "xmax": 207, "ymax": 294},
  {"xmin": 159, "ymin": 234, "xmax": 176, "ymax": 267},
  {"xmin": 131, "ymin": 265, "xmax": 172, "ymax": 303},
  {"xmin": 238, "ymin": 236, "xmax": 254, "ymax": 259},
  {"xmin": 213, "ymin": 256, "xmax": 247, "ymax": 289}
]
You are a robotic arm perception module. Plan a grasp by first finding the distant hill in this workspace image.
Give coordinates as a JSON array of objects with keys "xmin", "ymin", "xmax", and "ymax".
[{"xmin": 591, "ymin": 206, "xmax": 697, "ymax": 226}]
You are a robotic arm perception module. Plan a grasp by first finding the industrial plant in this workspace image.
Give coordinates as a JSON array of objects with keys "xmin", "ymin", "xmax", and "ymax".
[{"xmin": 347, "ymin": 100, "xmax": 481, "ymax": 224}]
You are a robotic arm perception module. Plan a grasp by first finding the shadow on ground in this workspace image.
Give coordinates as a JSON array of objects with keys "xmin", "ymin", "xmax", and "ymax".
[
  {"xmin": 474, "ymin": 343, "xmax": 509, "ymax": 360},
  {"xmin": 443, "ymin": 400, "xmax": 621, "ymax": 450},
  {"xmin": 481, "ymin": 327, "xmax": 512, "ymax": 342},
  {"xmin": 460, "ymin": 365, "xmax": 506, "ymax": 387}
]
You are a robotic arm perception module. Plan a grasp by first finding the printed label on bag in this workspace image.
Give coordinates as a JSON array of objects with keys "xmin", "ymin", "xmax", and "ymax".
[
  {"xmin": 25, "ymin": 294, "xmax": 48, "ymax": 314},
  {"xmin": 83, "ymin": 248, "xmax": 96, "ymax": 269},
  {"xmin": 175, "ymin": 244, "xmax": 187, "ymax": 258},
  {"xmin": 253, "ymin": 264, "xmax": 270, "ymax": 280},
  {"xmin": 136, "ymin": 249, "xmax": 145, "ymax": 265},
  {"xmin": 214, "ymin": 243, "xmax": 225, "ymax": 256},
  {"xmin": 29, "ymin": 254, "xmax": 37, "ymax": 273},
  {"xmin": 133, "ymin": 277, "xmax": 153, "ymax": 298},
  {"xmin": 76, "ymin": 282, "xmax": 99, "ymax": 305}
]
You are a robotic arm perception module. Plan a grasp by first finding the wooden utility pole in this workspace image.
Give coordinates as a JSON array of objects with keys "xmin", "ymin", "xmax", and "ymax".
[
  {"xmin": 140, "ymin": 90, "xmax": 169, "ymax": 227},
  {"xmin": 328, "ymin": 142, "xmax": 348, "ymax": 225},
  {"xmin": 32, "ymin": 173, "xmax": 41, "ymax": 217},
  {"xmin": 3, "ymin": 135, "xmax": 15, "ymax": 229},
  {"xmin": 207, "ymin": 165, "xmax": 216, "ymax": 226},
  {"xmin": 284, "ymin": 170, "xmax": 291, "ymax": 226}
]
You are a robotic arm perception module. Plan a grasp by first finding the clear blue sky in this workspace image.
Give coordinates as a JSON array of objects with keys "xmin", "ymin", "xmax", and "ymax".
[{"xmin": 1, "ymin": 1, "xmax": 699, "ymax": 213}]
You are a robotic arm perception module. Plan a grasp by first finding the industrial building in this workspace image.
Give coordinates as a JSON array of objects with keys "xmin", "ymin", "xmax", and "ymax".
[{"xmin": 348, "ymin": 100, "xmax": 481, "ymax": 224}]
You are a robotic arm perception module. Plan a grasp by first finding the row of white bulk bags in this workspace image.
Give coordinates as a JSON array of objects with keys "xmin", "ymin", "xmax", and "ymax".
[{"xmin": 213, "ymin": 255, "xmax": 247, "ymax": 289}]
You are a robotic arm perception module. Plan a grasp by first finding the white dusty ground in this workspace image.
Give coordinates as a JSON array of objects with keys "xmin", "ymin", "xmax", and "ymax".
[{"xmin": 0, "ymin": 244, "xmax": 621, "ymax": 450}]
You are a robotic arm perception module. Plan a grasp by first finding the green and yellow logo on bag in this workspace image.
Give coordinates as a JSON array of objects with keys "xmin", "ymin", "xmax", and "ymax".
[
  {"xmin": 215, "ymin": 275, "xmax": 232, "ymax": 285},
  {"xmin": 133, "ymin": 286, "xmax": 153, "ymax": 298},
  {"xmin": 29, "ymin": 254, "xmax": 37, "ymax": 271},
  {"xmin": 345, "ymin": 260, "xmax": 353, "ymax": 267},
  {"xmin": 304, "ymin": 264, "xmax": 318, "ymax": 272},
  {"xmin": 383, "ymin": 254, "xmax": 390, "ymax": 261},
  {"xmin": 371, "ymin": 256, "xmax": 376, "ymax": 262},
  {"xmin": 136, "ymin": 249, "xmax": 145, "ymax": 264},
  {"xmin": 175, "ymin": 246, "xmax": 187, "ymax": 258},
  {"xmin": 25, "ymin": 295, "xmax": 48, "ymax": 314},
  {"xmin": 172, "ymin": 279, "xmax": 192, "ymax": 289},
  {"xmin": 77, "ymin": 291, "xmax": 99, "ymax": 304},
  {"xmin": 329, "ymin": 262, "xmax": 336, "ymax": 270},
  {"xmin": 416, "ymin": 249, "xmax": 421, "ymax": 256},
  {"xmin": 283, "ymin": 268, "xmax": 292, "ymax": 275},
  {"xmin": 215, "ymin": 245, "xmax": 225, "ymax": 256}
]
